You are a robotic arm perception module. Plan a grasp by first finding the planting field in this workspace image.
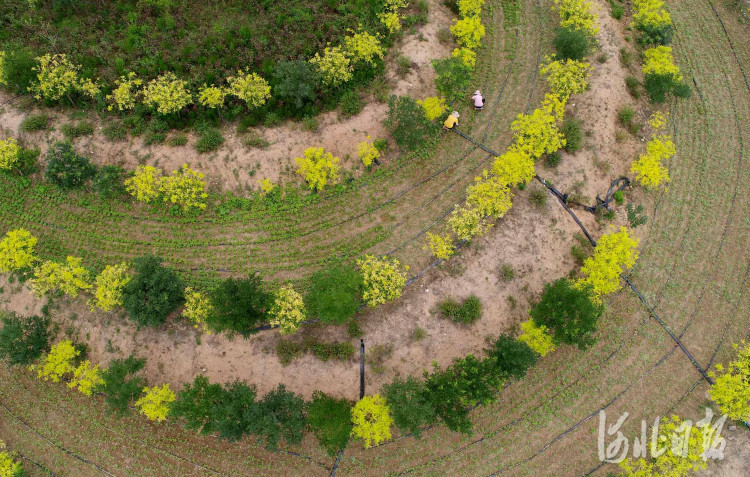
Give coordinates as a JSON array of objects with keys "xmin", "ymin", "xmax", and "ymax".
[{"xmin": 0, "ymin": 0, "xmax": 749, "ymax": 476}]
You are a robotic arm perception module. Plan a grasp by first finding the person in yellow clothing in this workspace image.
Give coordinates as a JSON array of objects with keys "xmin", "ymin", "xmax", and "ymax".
[{"xmin": 443, "ymin": 111, "xmax": 460, "ymax": 130}]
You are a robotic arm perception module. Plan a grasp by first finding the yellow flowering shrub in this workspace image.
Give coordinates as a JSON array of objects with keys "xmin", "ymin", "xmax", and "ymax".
[
  {"xmin": 578, "ymin": 226, "xmax": 639, "ymax": 297},
  {"xmin": 31, "ymin": 54, "xmax": 100, "ymax": 101},
  {"xmin": 351, "ymin": 394, "xmax": 393, "ymax": 448},
  {"xmin": 269, "ymin": 284, "xmax": 306, "ymax": 335},
  {"xmin": 553, "ymin": 0, "xmax": 600, "ymax": 37},
  {"xmin": 125, "ymin": 165, "xmax": 163, "ymax": 203},
  {"xmin": 424, "ymin": 232, "xmax": 455, "ymax": 260},
  {"xmin": 197, "ymin": 84, "xmax": 227, "ymax": 109},
  {"xmin": 632, "ymin": 0, "xmax": 672, "ymax": 30},
  {"xmin": 378, "ymin": 11, "xmax": 402, "ymax": 33},
  {"xmin": 417, "ymin": 96, "xmax": 448, "ymax": 121},
  {"xmin": 0, "ymin": 441, "xmax": 23, "ymax": 476},
  {"xmin": 310, "ymin": 46, "xmax": 353, "ymax": 87},
  {"xmin": 518, "ymin": 319, "xmax": 556, "ymax": 357},
  {"xmin": 642, "ymin": 46, "xmax": 681, "ymax": 81},
  {"xmin": 458, "ymin": 0, "xmax": 485, "ymax": 17},
  {"xmin": 540, "ymin": 57, "xmax": 590, "ymax": 99},
  {"xmin": 618, "ymin": 415, "xmax": 709, "ymax": 476},
  {"xmin": 68, "ymin": 360, "xmax": 104, "ymax": 396},
  {"xmin": 0, "ymin": 228, "xmax": 37, "ymax": 273},
  {"xmin": 648, "ymin": 111, "xmax": 668, "ymax": 131},
  {"xmin": 31, "ymin": 256, "xmax": 92, "ymax": 297},
  {"xmin": 448, "ymin": 205, "xmax": 491, "ymax": 241},
  {"xmin": 491, "ymin": 146, "xmax": 536, "ymax": 186},
  {"xmin": 709, "ymin": 341, "xmax": 750, "ymax": 421},
  {"xmin": 451, "ymin": 47, "xmax": 477, "ymax": 68},
  {"xmin": 0, "ymin": 137, "xmax": 20, "ymax": 172},
  {"xmin": 295, "ymin": 147, "xmax": 340, "ymax": 191},
  {"xmin": 89, "ymin": 263, "xmax": 131, "ymax": 312},
  {"xmin": 357, "ymin": 254, "xmax": 408, "ymax": 308},
  {"xmin": 344, "ymin": 31, "xmax": 386, "ymax": 66},
  {"xmin": 159, "ymin": 164, "xmax": 209, "ymax": 211},
  {"xmin": 142, "ymin": 72, "xmax": 192, "ymax": 114},
  {"xmin": 466, "ymin": 170, "xmax": 514, "ymax": 218},
  {"xmin": 135, "ymin": 384, "xmax": 176, "ymax": 422},
  {"xmin": 32, "ymin": 340, "xmax": 79, "ymax": 383},
  {"xmin": 183, "ymin": 287, "xmax": 213, "ymax": 334},
  {"xmin": 259, "ymin": 178, "xmax": 276, "ymax": 195},
  {"xmin": 630, "ymin": 135, "xmax": 675, "ymax": 189},
  {"xmin": 450, "ymin": 16, "xmax": 486, "ymax": 49},
  {"xmin": 0, "ymin": 51, "xmax": 6, "ymax": 86},
  {"xmin": 510, "ymin": 99, "xmax": 566, "ymax": 158},
  {"xmin": 107, "ymin": 72, "xmax": 142, "ymax": 111},
  {"xmin": 357, "ymin": 137, "xmax": 380, "ymax": 168},
  {"xmin": 227, "ymin": 70, "xmax": 271, "ymax": 107}
]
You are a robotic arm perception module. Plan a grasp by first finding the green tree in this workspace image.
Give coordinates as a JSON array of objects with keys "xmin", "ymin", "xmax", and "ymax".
[
  {"xmin": 207, "ymin": 275, "xmax": 271, "ymax": 336},
  {"xmin": 211, "ymin": 380, "xmax": 258, "ymax": 441},
  {"xmin": 121, "ymin": 255, "xmax": 184, "ymax": 326},
  {"xmin": 382, "ymin": 376, "xmax": 436, "ymax": 438},
  {"xmin": 246, "ymin": 384, "xmax": 306, "ymax": 449},
  {"xmin": 170, "ymin": 375, "xmax": 224, "ymax": 435},
  {"xmin": 530, "ymin": 278, "xmax": 603, "ymax": 350},
  {"xmin": 305, "ymin": 264, "xmax": 362, "ymax": 324},
  {"xmin": 44, "ymin": 142, "xmax": 97, "ymax": 189},
  {"xmin": 422, "ymin": 365, "xmax": 472, "ymax": 434},
  {"xmin": 272, "ymin": 60, "xmax": 320, "ymax": 110},
  {"xmin": 0, "ymin": 313, "xmax": 50, "ymax": 365},
  {"xmin": 307, "ymin": 391, "xmax": 353, "ymax": 455},
  {"xmin": 485, "ymin": 334, "xmax": 539, "ymax": 380},
  {"xmin": 553, "ymin": 26, "xmax": 593, "ymax": 61},
  {"xmin": 384, "ymin": 96, "xmax": 434, "ymax": 151},
  {"xmin": 433, "ymin": 57, "xmax": 472, "ymax": 100},
  {"xmin": 96, "ymin": 355, "xmax": 146, "ymax": 415}
]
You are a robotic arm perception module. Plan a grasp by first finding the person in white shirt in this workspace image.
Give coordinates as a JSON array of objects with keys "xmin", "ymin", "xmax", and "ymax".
[{"xmin": 471, "ymin": 90, "xmax": 485, "ymax": 111}]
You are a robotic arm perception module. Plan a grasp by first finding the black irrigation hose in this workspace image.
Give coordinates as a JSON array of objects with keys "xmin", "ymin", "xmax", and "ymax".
[
  {"xmin": 534, "ymin": 173, "xmax": 713, "ymax": 382},
  {"xmin": 332, "ymin": 339, "xmax": 367, "ymax": 477},
  {"xmin": 16, "ymin": 452, "xmax": 60, "ymax": 477},
  {"xmin": 0, "ymin": 399, "xmax": 115, "ymax": 476}
]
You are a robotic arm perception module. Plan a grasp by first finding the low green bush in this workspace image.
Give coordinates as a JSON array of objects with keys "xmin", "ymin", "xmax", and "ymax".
[
  {"xmin": 339, "ymin": 89, "xmax": 363, "ymax": 117},
  {"xmin": 195, "ymin": 127, "xmax": 225, "ymax": 153},
  {"xmin": 438, "ymin": 295, "xmax": 482, "ymax": 325},
  {"xmin": 562, "ymin": 118, "xmax": 584, "ymax": 153},
  {"xmin": 61, "ymin": 121, "xmax": 95, "ymax": 140},
  {"xmin": 20, "ymin": 113, "xmax": 49, "ymax": 132}
]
